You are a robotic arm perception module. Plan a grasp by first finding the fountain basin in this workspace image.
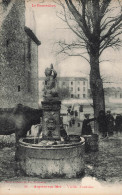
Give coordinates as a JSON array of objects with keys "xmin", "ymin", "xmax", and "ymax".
[{"xmin": 17, "ymin": 137, "xmax": 85, "ymax": 178}]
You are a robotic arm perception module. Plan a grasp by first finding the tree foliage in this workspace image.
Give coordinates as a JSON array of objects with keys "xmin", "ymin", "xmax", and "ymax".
[{"xmin": 57, "ymin": 86, "xmax": 70, "ymax": 100}]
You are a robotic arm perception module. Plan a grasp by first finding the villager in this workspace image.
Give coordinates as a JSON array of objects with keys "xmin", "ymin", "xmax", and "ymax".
[
  {"xmin": 115, "ymin": 114, "xmax": 122, "ymax": 135},
  {"xmin": 60, "ymin": 117, "xmax": 68, "ymax": 140},
  {"xmin": 81, "ymin": 114, "xmax": 95, "ymax": 135},
  {"xmin": 67, "ymin": 106, "xmax": 71, "ymax": 114},
  {"xmin": 106, "ymin": 110, "xmax": 114, "ymax": 137},
  {"xmin": 70, "ymin": 110, "xmax": 74, "ymax": 116},
  {"xmin": 75, "ymin": 110, "xmax": 78, "ymax": 117},
  {"xmin": 69, "ymin": 120, "xmax": 72, "ymax": 127},
  {"xmin": 97, "ymin": 110, "xmax": 108, "ymax": 138},
  {"xmin": 71, "ymin": 118, "xmax": 75, "ymax": 125}
]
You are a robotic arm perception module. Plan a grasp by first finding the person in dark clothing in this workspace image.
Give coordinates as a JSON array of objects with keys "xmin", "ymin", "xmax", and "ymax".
[
  {"xmin": 71, "ymin": 118, "xmax": 75, "ymax": 125},
  {"xmin": 106, "ymin": 110, "xmax": 114, "ymax": 137},
  {"xmin": 60, "ymin": 117, "xmax": 68, "ymax": 140},
  {"xmin": 81, "ymin": 114, "xmax": 95, "ymax": 135},
  {"xmin": 97, "ymin": 110, "xmax": 108, "ymax": 138},
  {"xmin": 75, "ymin": 110, "xmax": 78, "ymax": 117},
  {"xmin": 115, "ymin": 114, "xmax": 122, "ymax": 135},
  {"xmin": 67, "ymin": 106, "xmax": 71, "ymax": 115}
]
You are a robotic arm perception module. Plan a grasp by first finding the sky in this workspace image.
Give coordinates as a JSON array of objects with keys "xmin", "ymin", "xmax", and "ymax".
[{"xmin": 26, "ymin": 0, "xmax": 122, "ymax": 85}]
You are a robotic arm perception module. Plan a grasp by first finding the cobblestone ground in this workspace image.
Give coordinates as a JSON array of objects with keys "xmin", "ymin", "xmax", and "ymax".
[{"xmin": 0, "ymin": 134, "xmax": 122, "ymax": 184}]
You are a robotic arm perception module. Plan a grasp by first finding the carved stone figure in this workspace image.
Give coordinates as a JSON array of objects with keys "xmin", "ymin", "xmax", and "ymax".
[{"xmin": 43, "ymin": 64, "xmax": 59, "ymax": 100}]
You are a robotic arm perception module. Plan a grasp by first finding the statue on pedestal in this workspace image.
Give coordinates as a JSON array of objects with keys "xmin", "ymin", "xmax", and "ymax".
[{"xmin": 43, "ymin": 64, "xmax": 59, "ymax": 101}]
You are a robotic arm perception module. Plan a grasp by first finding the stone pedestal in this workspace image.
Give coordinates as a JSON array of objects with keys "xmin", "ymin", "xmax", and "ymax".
[{"xmin": 41, "ymin": 101, "xmax": 61, "ymax": 140}]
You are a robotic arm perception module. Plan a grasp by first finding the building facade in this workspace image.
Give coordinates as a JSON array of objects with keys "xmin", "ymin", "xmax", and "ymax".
[
  {"xmin": 0, "ymin": 0, "xmax": 41, "ymax": 108},
  {"xmin": 39, "ymin": 77, "xmax": 88, "ymax": 99}
]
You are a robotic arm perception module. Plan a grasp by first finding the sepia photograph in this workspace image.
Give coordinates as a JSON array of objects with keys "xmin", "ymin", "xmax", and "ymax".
[{"xmin": 0, "ymin": 0, "xmax": 122, "ymax": 194}]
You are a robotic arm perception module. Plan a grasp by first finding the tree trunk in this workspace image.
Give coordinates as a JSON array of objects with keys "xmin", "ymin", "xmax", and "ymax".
[{"xmin": 89, "ymin": 48, "xmax": 105, "ymax": 131}]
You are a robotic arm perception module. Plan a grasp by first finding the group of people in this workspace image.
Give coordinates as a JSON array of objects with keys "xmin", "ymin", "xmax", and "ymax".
[
  {"xmin": 82, "ymin": 110, "xmax": 122, "ymax": 138},
  {"xmin": 66, "ymin": 105, "xmax": 122, "ymax": 138}
]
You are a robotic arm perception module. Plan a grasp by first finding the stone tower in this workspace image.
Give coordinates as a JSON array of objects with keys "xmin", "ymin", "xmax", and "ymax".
[{"xmin": 0, "ymin": 0, "xmax": 41, "ymax": 108}]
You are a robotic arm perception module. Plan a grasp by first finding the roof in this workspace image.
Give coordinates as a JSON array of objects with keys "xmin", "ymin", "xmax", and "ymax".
[
  {"xmin": 58, "ymin": 77, "xmax": 88, "ymax": 81},
  {"xmin": 39, "ymin": 77, "xmax": 88, "ymax": 81},
  {"xmin": 24, "ymin": 26, "xmax": 41, "ymax": 46}
]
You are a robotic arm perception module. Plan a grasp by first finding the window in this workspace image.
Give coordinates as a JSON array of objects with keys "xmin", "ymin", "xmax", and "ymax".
[
  {"xmin": 18, "ymin": 85, "xmax": 20, "ymax": 92},
  {"xmin": 83, "ymin": 94, "xmax": 86, "ymax": 98},
  {"xmin": 78, "ymin": 94, "xmax": 80, "ymax": 98},
  {"xmin": 71, "ymin": 94, "xmax": 74, "ymax": 98},
  {"xmin": 78, "ymin": 123, "xmax": 80, "ymax": 127},
  {"xmin": 45, "ymin": 81, "xmax": 47, "ymax": 85},
  {"xmin": 27, "ymin": 72, "xmax": 31, "ymax": 92},
  {"xmin": 28, "ymin": 38, "xmax": 31, "ymax": 63},
  {"xmin": 83, "ymin": 87, "xmax": 85, "ymax": 92},
  {"xmin": 120, "ymin": 93, "xmax": 122, "ymax": 98},
  {"xmin": 71, "ymin": 81, "xmax": 73, "ymax": 85},
  {"xmin": 83, "ymin": 81, "xmax": 85, "ymax": 85},
  {"xmin": 78, "ymin": 87, "xmax": 80, "ymax": 91}
]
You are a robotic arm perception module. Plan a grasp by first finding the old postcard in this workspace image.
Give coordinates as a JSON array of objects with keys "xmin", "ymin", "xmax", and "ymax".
[{"xmin": 0, "ymin": 0, "xmax": 122, "ymax": 195}]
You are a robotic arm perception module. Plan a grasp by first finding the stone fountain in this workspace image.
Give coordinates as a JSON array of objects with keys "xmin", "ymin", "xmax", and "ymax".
[{"xmin": 17, "ymin": 64, "xmax": 85, "ymax": 178}]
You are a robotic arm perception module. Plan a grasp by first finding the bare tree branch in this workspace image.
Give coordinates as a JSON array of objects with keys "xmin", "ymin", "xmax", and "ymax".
[
  {"xmin": 100, "ymin": 15, "xmax": 122, "ymax": 43},
  {"xmin": 54, "ymin": 0, "xmax": 122, "ymax": 118}
]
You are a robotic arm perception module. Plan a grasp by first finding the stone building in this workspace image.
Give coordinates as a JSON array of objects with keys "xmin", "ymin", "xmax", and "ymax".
[
  {"xmin": 0, "ymin": 0, "xmax": 41, "ymax": 108},
  {"xmin": 39, "ymin": 77, "xmax": 88, "ymax": 99}
]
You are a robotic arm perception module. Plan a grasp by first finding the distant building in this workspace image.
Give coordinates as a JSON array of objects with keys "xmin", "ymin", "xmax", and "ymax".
[
  {"xmin": 103, "ymin": 81, "xmax": 122, "ymax": 99},
  {"xmin": 104, "ymin": 87, "xmax": 122, "ymax": 99},
  {"xmin": 39, "ymin": 77, "xmax": 88, "ymax": 99},
  {"xmin": 0, "ymin": 0, "xmax": 41, "ymax": 108}
]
